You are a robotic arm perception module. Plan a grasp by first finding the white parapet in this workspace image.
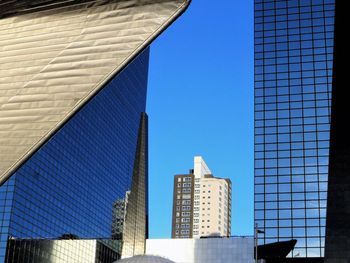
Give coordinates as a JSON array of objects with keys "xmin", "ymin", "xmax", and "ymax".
[
  {"xmin": 146, "ymin": 237, "xmax": 254, "ymax": 263},
  {"xmin": 193, "ymin": 156, "xmax": 211, "ymax": 179}
]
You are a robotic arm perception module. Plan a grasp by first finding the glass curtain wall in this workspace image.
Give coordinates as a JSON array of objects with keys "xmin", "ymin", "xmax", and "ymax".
[
  {"xmin": 254, "ymin": 0, "xmax": 335, "ymax": 257},
  {"xmin": 0, "ymin": 48, "xmax": 150, "ymax": 263}
]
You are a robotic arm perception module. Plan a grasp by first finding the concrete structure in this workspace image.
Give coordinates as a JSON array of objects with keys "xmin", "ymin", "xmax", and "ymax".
[
  {"xmin": 193, "ymin": 156, "xmax": 212, "ymax": 179},
  {"xmin": 116, "ymin": 255, "xmax": 175, "ymax": 263},
  {"xmin": 171, "ymin": 157, "xmax": 231, "ymax": 238},
  {"xmin": 146, "ymin": 237, "xmax": 254, "ymax": 263},
  {"xmin": 196, "ymin": 175, "xmax": 231, "ymax": 238}
]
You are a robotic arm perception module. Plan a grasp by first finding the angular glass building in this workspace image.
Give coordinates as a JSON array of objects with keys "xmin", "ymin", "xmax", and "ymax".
[
  {"xmin": 254, "ymin": 0, "xmax": 335, "ymax": 259},
  {"xmin": 0, "ymin": 1, "xmax": 189, "ymax": 262},
  {"xmin": 0, "ymin": 49, "xmax": 150, "ymax": 262}
]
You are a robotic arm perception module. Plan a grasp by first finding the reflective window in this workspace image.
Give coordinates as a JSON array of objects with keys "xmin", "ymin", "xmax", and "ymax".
[
  {"xmin": 255, "ymin": 0, "xmax": 334, "ymax": 257},
  {"xmin": 0, "ymin": 49, "xmax": 150, "ymax": 261}
]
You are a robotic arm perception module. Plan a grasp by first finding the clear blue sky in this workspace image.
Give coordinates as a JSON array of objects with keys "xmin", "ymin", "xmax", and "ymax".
[{"xmin": 147, "ymin": 0, "xmax": 254, "ymax": 238}]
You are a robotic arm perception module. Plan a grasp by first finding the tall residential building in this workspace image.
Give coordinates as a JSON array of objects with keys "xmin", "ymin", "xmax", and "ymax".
[
  {"xmin": 171, "ymin": 156, "xmax": 231, "ymax": 238},
  {"xmin": 254, "ymin": 0, "xmax": 350, "ymax": 261},
  {"xmin": 0, "ymin": 1, "xmax": 190, "ymax": 262}
]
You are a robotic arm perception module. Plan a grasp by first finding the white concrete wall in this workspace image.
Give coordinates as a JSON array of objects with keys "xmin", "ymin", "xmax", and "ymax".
[
  {"xmin": 191, "ymin": 156, "xmax": 231, "ymax": 238},
  {"xmin": 192, "ymin": 156, "xmax": 211, "ymax": 238},
  {"xmin": 146, "ymin": 237, "xmax": 254, "ymax": 263},
  {"xmin": 193, "ymin": 156, "xmax": 211, "ymax": 179},
  {"xmin": 198, "ymin": 177, "xmax": 230, "ymax": 237}
]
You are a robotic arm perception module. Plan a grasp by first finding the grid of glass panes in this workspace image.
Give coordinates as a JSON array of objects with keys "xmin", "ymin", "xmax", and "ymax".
[
  {"xmin": 254, "ymin": 0, "xmax": 335, "ymax": 258},
  {"xmin": 0, "ymin": 49, "xmax": 149, "ymax": 262}
]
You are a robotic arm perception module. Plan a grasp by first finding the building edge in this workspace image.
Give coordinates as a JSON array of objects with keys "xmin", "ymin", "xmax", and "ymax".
[
  {"xmin": 324, "ymin": 0, "xmax": 350, "ymax": 261},
  {"xmin": 122, "ymin": 113, "xmax": 149, "ymax": 258}
]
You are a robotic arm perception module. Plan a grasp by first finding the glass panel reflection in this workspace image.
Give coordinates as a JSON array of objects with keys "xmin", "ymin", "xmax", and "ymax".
[
  {"xmin": 254, "ymin": 0, "xmax": 335, "ymax": 258},
  {"xmin": 0, "ymin": 49, "xmax": 150, "ymax": 262}
]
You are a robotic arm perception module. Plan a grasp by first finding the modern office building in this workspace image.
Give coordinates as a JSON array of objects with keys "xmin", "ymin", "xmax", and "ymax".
[
  {"xmin": 171, "ymin": 157, "xmax": 231, "ymax": 239},
  {"xmin": 255, "ymin": 0, "xmax": 350, "ymax": 261},
  {"xmin": 0, "ymin": 1, "xmax": 190, "ymax": 262}
]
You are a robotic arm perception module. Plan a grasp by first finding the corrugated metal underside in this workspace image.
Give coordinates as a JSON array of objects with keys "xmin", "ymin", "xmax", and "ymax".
[{"xmin": 0, "ymin": 0, "xmax": 189, "ymax": 185}]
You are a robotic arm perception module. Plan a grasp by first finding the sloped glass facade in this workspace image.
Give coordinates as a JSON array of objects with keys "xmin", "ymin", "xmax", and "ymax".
[
  {"xmin": 254, "ymin": 0, "xmax": 335, "ymax": 258},
  {"xmin": 0, "ymin": 48, "xmax": 150, "ymax": 262}
]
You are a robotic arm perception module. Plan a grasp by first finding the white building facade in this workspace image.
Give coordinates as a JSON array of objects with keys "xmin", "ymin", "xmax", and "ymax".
[
  {"xmin": 146, "ymin": 237, "xmax": 254, "ymax": 263},
  {"xmin": 194, "ymin": 175, "xmax": 231, "ymax": 237}
]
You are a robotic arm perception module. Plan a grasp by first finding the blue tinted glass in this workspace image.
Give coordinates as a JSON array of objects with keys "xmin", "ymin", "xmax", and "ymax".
[
  {"xmin": 0, "ymin": 48, "xmax": 150, "ymax": 261},
  {"xmin": 254, "ymin": 0, "xmax": 335, "ymax": 257}
]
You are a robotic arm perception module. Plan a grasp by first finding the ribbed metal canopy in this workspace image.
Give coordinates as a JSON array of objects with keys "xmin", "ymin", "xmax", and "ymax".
[{"xmin": 0, "ymin": 0, "xmax": 189, "ymax": 185}]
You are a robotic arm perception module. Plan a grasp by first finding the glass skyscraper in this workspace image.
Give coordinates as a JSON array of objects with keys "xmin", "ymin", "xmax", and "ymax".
[
  {"xmin": 0, "ymin": 48, "xmax": 149, "ymax": 262},
  {"xmin": 0, "ymin": 1, "xmax": 190, "ymax": 262},
  {"xmin": 254, "ymin": 0, "xmax": 335, "ymax": 258}
]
